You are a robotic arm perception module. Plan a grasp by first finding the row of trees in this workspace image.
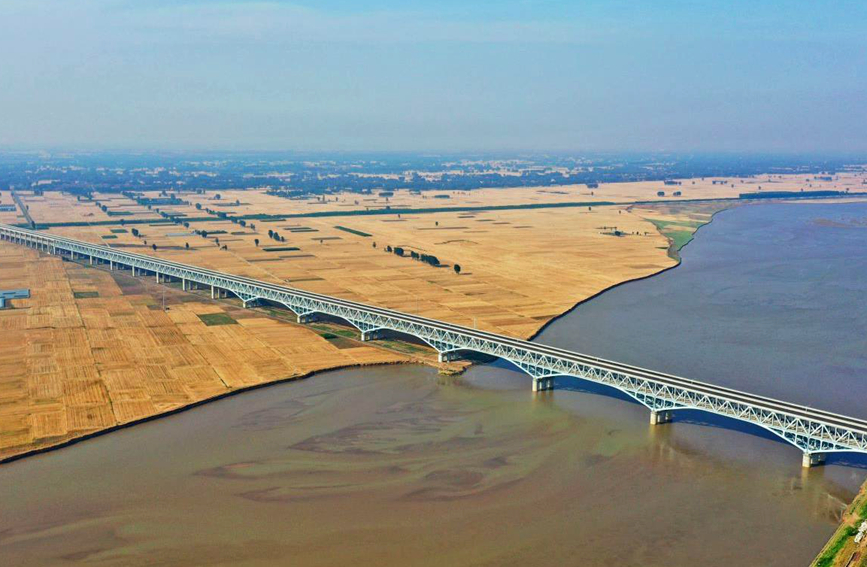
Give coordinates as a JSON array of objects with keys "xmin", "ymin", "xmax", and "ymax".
[
  {"xmin": 267, "ymin": 229, "xmax": 286, "ymax": 242},
  {"xmin": 377, "ymin": 242, "xmax": 461, "ymax": 273}
]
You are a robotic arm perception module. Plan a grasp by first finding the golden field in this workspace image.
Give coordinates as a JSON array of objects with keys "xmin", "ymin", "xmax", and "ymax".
[
  {"xmin": 0, "ymin": 185, "xmax": 728, "ymax": 460},
  {"xmin": 46, "ymin": 199, "xmax": 698, "ymax": 338},
  {"xmin": 3, "ymin": 173, "xmax": 866, "ymax": 461},
  {"xmin": 0, "ymin": 243, "xmax": 410, "ymax": 461}
]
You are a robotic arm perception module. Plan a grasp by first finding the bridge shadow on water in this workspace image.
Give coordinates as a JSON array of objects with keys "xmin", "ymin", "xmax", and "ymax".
[{"xmin": 551, "ymin": 375, "xmax": 867, "ymax": 469}]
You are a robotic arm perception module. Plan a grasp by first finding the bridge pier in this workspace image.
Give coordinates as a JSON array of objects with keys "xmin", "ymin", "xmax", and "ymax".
[
  {"xmin": 361, "ymin": 329, "xmax": 384, "ymax": 341},
  {"xmin": 532, "ymin": 376, "xmax": 555, "ymax": 392},
  {"xmin": 802, "ymin": 452, "xmax": 826, "ymax": 468},
  {"xmin": 649, "ymin": 410, "xmax": 673, "ymax": 425},
  {"xmin": 296, "ymin": 313, "xmax": 316, "ymax": 324},
  {"xmin": 437, "ymin": 351, "xmax": 460, "ymax": 363}
]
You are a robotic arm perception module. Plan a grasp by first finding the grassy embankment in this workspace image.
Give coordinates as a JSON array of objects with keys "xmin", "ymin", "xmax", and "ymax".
[
  {"xmin": 646, "ymin": 218, "xmax": 708, "ymax": 258},
  {"xmin": 812, "ymin": 484, "xmax": 867, "ymax": 567}
]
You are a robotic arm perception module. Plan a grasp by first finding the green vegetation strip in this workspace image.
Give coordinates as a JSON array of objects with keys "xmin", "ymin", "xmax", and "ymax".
[
  {"xmin": 73, "ymin": 291, "xmax": 99, "ymax": 299},
  {"xmin": 197, "ymin": 313, "xmax": 237, "ymax": 326},
  {"xmin": 101, "ymin": 235, "xmax": 118, "ymax": 239},
  {"xmin": 334, "ymin": 225, "xmax": 372, "ymax": 237},
  {"xmin": 262, "ymin": 246, "xmax": 301, "ymax": 252},
  {"xmin": 814, "ymin": 526, "xmax": 857, "ymax": 567},
  {"xmin": 666, "ymin": 230, "xmax": 695, "ymax": 251},
  {"xmin": 110, "ymin": 228, "xmax": 128, "ymax": 233}
]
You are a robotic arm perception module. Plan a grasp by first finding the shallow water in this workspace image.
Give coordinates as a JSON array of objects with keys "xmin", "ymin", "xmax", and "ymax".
[{"xmin": 2, "ymin": 201, "xmax": 866, "ymax": 566}]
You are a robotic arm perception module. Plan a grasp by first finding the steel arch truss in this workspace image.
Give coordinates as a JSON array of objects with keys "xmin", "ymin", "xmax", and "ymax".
[{"xmin": 3, "ymin": 223, "xmax": 866, "ymax": 460}]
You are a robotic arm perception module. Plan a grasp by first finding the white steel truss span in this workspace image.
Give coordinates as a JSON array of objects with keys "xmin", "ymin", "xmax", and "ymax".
[{"xmin": 3, "ymin": 222, "xmax": 866, "ymax": 464}]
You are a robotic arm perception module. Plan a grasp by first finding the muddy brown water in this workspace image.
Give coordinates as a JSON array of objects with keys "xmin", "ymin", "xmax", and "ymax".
[{"xmin": 2, "ymin": 202, "xmax": 866, "ymax": 566}]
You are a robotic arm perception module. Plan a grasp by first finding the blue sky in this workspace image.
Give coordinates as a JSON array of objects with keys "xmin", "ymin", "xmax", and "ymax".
[{"xmin": 0, "ymin": 0, "xmax": 864, "ymax": 152}]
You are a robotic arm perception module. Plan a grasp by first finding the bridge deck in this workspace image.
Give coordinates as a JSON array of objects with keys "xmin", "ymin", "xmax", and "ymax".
[{"xmin": 2, "ymin": 222, "xmax": 865, "ymax": 467}]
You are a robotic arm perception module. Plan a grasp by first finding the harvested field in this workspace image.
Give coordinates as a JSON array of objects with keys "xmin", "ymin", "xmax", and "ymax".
[
  {"xmin": 6, "ymin": 175, "xmax": 865, "ymax": 461},
  {"xmin": 49, "ymin": 198, "xmax": 722, "ymax": 339},
  {"xmin": 0, "ymin": 243, "xmax": 412, "ymax": 461}
]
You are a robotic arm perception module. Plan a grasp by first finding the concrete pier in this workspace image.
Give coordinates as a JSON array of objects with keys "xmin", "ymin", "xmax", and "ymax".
[
  {"xmin": 802, "ymin": 452, "xmax": 826, "ymax": 468},
  {"xmin": 361, "ymin": 329, "xmax": 383, "ymax": 342},
  {"xmin": 532, "ymin": 376, "xmax": 555, "ymax": 392},
  {"xmin": 649, "ymin": 410, "xmax": 673, "ymax": 425},
  {"xmin": 437, "ymin": 351, "xmax": 460, "ymax": 363},
  {"xmin": 296, "ymin": 313, "xmax": 316, "ymax": 324}
]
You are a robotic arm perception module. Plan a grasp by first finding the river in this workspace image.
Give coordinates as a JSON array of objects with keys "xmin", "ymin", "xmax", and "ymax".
[{"xmin": 2, "ymin": 201, "xmax": 865, "ymax": 566}]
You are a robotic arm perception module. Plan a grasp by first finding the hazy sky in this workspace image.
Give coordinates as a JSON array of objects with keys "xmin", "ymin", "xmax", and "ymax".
[{"xmin": 1, "ymin": 0, "xmax": 865, "ymax": 152}]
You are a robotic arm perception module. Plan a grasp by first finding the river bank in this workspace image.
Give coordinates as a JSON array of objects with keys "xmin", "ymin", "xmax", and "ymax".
[
  {"xmin": 2, "ymin": 199, "xmax": 866, "ymax": 565},
  {"xmin": 1, "ymin": 198, "xmax": 714, "ymax": 462}
]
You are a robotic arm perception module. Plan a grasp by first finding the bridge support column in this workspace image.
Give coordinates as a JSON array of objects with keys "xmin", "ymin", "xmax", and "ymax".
[
  {"xmin": 297, "ymin": 313, "xmax": 316, "ymax": 324},
  {"xmin": 89, "ymin": 255, "xmax": 93, "ymax": 265},
  {"xmin": 182, "ymin": 278, "xmax": 187, "ymax": 291},
  {"xmin": 649, "ymin": 410, "xmax": 673, "ymax": 425},
  {"xmin": 211, "ymin": 285, "xmax": 216, "ymax": 299},
  {"xmin": 438, "ymin": 351, "xmax": 460, "ymax": 363},
  {"xmin": 109, "ymin": 260, "xmax": 114, "ymax": 271},
  {"xmin": 532, "ymin": 377, "xmax": 555, "ymax": 392},
  {"xmin": 802, "ymin": 452, "xmax": 826, "ymax": 468},
  {"xmin": 156, "ymin": 272, "xmax": 161, "ymax": 283},
  {"xmin": 361, "ymin": 329, "xmax": 383, "ymax": 342}
]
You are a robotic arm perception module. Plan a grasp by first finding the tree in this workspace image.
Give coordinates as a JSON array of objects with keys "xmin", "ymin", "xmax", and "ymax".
[
  {"xmin": 386, "ymin": 245, "xmax": 392, "ymax": 253},
  {"xmin": 372, "ymin": 242, "xmax": 376, "ymax": 248},
  {"xmin": 185, "ymin": 242, "xmax": 190, "ymax": 250},
  {"xmin": 215, "ymin": 238, "xmax": 220, "ymax": 246},
  {"xmin": 195, "ymin": 203, "xmax": 202, "ymax": 210},
  {"xmin": 200, "ymin": 230, "xmax": 208, "ymax": 238},
  {"xmin": 131, "ymin": 228, "xmax": 139, "ymax": 237},
  {"xmin": 152, "ymin": 243, "xmax": 158, "ymax": 251},
  {"xmin": 393, "ymin": 246, "xmax": 404, "ymax": 256},
  {"xmin": 268, "ymin": 229, "xmax": 274, "ymax": 238},
  {"xmin": 453, "ymin": 264, "xmax": 461, "ymax": 274},
  {"xmin": 254, "ymin": 238, "xmax": 259, "ymax": 247}
]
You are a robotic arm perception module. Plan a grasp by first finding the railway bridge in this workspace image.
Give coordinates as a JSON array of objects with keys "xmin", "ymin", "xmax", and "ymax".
[{"xmin": 2, "ymin": 222, "xmax": 866, "ymax": 468}]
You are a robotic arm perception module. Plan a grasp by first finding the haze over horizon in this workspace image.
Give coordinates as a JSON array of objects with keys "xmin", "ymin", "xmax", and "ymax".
[{"xmin": 1, "ymin": 0, "xmax": 865, "ymax": 153}]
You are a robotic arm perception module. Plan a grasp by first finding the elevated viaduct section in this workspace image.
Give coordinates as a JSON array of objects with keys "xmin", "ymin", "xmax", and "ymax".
[{"xmin": 2, "ymin": 222, "xmax": 865, "ymax": 468}]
